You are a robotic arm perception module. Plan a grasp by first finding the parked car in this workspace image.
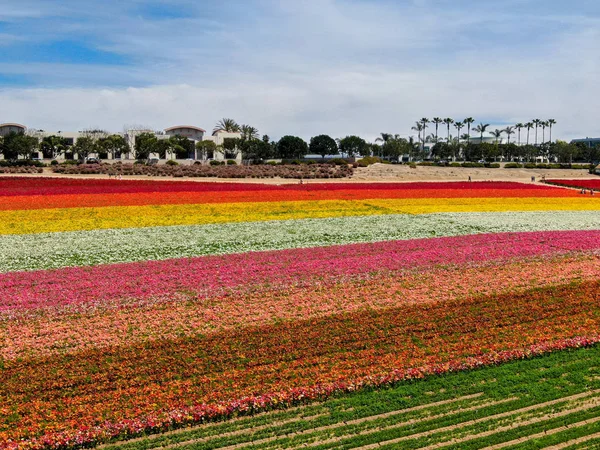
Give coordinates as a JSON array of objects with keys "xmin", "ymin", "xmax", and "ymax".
[
  {"xmin": 146, "ymin": 157, "xmax": 160, "ymax": 165},
  {"xmin": 85, "ymin": 157, "xmax": 100, "ymax": 164}
]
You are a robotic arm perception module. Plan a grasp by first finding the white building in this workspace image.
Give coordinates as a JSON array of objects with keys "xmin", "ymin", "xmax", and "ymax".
[{"xmin": 0, "ymin": 123, "xmax": 242, "ymax": 162}]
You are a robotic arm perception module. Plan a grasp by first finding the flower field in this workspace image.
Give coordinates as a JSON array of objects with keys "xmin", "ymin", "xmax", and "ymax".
[
  {"xmin": 1, "ymin": 177, "xmax": 600, "ymax": 449},
  {"xmin": 545, "ymin": 178, "xmax": 600, "ymax": 191}
]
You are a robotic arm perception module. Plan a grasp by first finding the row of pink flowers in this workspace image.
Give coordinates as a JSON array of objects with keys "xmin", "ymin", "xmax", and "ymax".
[
  {"xmin": 2, "ymin": 230, "xmax": 599, "ymax": 318},
  {"xmin": 4, "ymin": 254, "xmax": 599, "ymax": 361}
]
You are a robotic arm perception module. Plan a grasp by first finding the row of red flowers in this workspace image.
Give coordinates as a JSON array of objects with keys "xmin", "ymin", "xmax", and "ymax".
[
  {"xmin": 0, "ymin": 178, "xmax": 570, "ymax": 197},
  {"xmin": 2, "ymin": 280, "xmax": 599, "ymax": 448},
  {"xmin": 545, "ymin": 178, "xmax": 600, "ymax": 191},
  {"xmin": 0, "ymin": 187, "xmax": 582, "ymax": 211}
]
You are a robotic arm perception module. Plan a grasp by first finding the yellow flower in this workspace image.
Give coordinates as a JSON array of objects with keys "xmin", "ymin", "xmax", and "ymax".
[{"xmin": 0, "ymin": 197, "xmax": 598, "ymax": 235}]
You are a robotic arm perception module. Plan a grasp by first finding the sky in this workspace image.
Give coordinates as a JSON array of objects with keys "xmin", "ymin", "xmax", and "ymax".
[{"xmin": 0, "ymin": 0, "xmax": 599, "ymax": 142}]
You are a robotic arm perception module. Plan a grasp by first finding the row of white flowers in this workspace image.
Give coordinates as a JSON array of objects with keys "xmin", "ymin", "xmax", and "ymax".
[{"xmin": 1, "ymin": 210, "xmax": 599, "ymax": 273}]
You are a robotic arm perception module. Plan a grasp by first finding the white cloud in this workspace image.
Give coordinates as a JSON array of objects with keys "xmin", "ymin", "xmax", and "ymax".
[{"xmin": 1, "ymin": 0, "xmax": 599, "ymax": 141}]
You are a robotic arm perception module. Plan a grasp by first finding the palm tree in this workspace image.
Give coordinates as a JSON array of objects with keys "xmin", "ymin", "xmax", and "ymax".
[
  {"xmin": 504, "ymin": 126, "xmax": 515, "ymax": 145},
  {"xmin": 532, "ymin": 119, "xmax": 541, "ymax": 146},
  {"xmin": 515, "ymin": 123, "xmax": 524, "ymax": 146},
  {"xmin": 473, "ymin": 123, "xmax": 490, "ymax": 144},
  {"xmin": 432, "ymin": 117, "xmax": 443, "ymax": 143},
  {"xmin": 375, "ymin": 133, "xmax": 393, "ymax": 144},
  {"xmin": 547, "ymin": 119, "xmax": 557, "ymax": 144},
  {"xmin": 213, "ymin": 118, "xmax": 241, "ymax": 134},
  {"xmin": 453, "ymin": 122, "xmax": 464, "ymax": 160},
  {"xmin": 491, "ymin": 129, "xmax": 504, "ymax": 144},
  {"xmin": 240, "ymin": 124, "xmax": 259, "ymax": 141},
  {"xmin": 443, "ymin": 118, "xmax": 454, "ymax": 143},
  {"xmin": 464, "ymin": 117, "xmax": 475, "ymax": 145},
  {"xmin": 420, "ymin": 118, "xmax": 430, "ymax": 152},
  {"xmin": 525, "ymin": 122, "xmax": 534, "ymax": 145},
  {"xmin": 454, "ymin": 121, "xmax": 464, "ymax": 141},
  {"xmin": 541, "ymin": 121, "xmax": 548, "ymax": 144},
  {"xmin": 411, "ymin": 122, "xmax": 424, "ymax": 148}
]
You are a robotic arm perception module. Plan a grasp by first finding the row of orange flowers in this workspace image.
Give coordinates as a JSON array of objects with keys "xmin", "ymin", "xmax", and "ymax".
[{"xmin": 2, "ymin": 277, "xmax": 599, "ymax": 448}]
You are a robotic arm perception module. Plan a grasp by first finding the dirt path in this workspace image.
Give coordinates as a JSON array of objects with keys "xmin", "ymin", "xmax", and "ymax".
[{"xmin": 0, "ymin": 165, "xmax": 597, "ymax": 185}]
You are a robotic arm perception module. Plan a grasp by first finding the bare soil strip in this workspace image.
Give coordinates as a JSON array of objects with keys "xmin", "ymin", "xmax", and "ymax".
[
  {"xmin": 351, "ymin": 392, "xmax": 600, "ymax": 450},
  {"xmin": 481, "ymin": 417, "xmax": 600, "ymax": 449}
]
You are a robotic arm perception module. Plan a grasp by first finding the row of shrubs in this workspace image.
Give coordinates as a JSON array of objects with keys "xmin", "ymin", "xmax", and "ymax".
[
  {"xmin": 51, "ymin": 163, "xmax": 354, "ymax": 179},
  {"xmin": 504, "ymin": 162, "xmax": 593, "ymax": 169},
  {"xmin": 415, "ymin": 161, "xmax": 502, "ymax": 168},
  {"xmin": 0, "ymin": 160, "xmax": 46, "ymax": 168},
  {"xmin": 0, "ymin": 166, "xmax": 44, "ymax": 174}
]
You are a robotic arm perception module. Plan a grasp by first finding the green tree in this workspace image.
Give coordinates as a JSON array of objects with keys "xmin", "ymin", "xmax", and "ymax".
[
  {"xmin": 411, "ymin": 122, "xmax": 424, "ymax": 148},
  {"xmin": 309, "ymin": 134, "xmax": 338, "ymax": 159},
  {"xmin": 134, "ymin": 132, "xmax": 158, "ymax": 160},
  {"xmin": 223, "ymin": 138, "xmax": 241, "ymax": 159},
  {"xmin": 98, "ymin": 135, "xmax": 128, "ymax": 159},
  {"xmin": 515, "ymin": 123, "xmax": 524, "ymax": 146},
  {"xmin": 547, "ymin": 119, "xmax": 557, "ymax": 144},
  {"xmin": 240, "ymin": 124, "xmax": 259, "ymax": 141},
  {"xmin": 168, "ymin": 135, "xmax": 195, "ymax": 159},
  {"xmin": 453, "ymin": 121, "xmax": 464, "ymax": 158},
  {"xmin": 464, "ymin": 117, "xmax": 475, "ymax": 145},
  {"xmin": 338, "ymin": 135, "xmax": 368, "ymax": 158},
  {"xmin": 240, "ymin": 139, "xmax": 273, "ymax": 162},
  {"xmin": 213, "ymin": 118, "xmax": 240, "ymax": 134},
  {"xmin": 420, "ymin": 118, "xmax": 430, "ymax": 152},
  {"xmin": 578, "ymin": 142, "xmax": 600, "ymax": 164},
  {"xmin": 443, "ymin": 118, "xmax": 454, "ymax": 143},
  {"xmin": 525, "ymin": 122, "xmax": 534, "ymax": 145},
  {"xmin": 473, "ymin": 123, "xmax": 490, "ymax": 145},
  {"xmin": 1, "ymin": 132, "xmax": 39, "ymax": 160},
  {"xmin": 532, "ymin": 119, "xmax": 541, "ymax": 146},
  {"xmin": 195, "ymin": 140, "xmax": 217, "ymax": 160},
  {"xmin": 277, "ymin": 136, "xmax": 308, "ymax": 160},
  {"xmin": 381, "ymin": 137, "xmax": 413, "ymax": 161},
  {"xmin": 40, "ymin": 135, "xmax": 69, "ymax": 159},
  {"xmin": 432, "ymin": 118, "xmax": 443, "ymax": 142},
  {"xmin": 375, "ymin": 133, "xmax": 393, "ymax": 144},
  {"xmin": 491, "ymin": 129, "xmax": 504, "ymax": 145},
  {"xmin": 550, "ymin": 141, "xmax": 579, "ymax": 164},
  {"xmin": 73, "ymin": 136, "xmax": 97, "ymax": 161},
  {"xmin": 541, "ymin": 120, "xmax": 548, "ymax": 144},
  {"xmin": 504, "ymin": 126, "xmax": 515, "ymax": 145}
]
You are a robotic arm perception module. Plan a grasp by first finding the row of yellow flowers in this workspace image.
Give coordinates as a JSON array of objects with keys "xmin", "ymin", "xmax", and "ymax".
[{"xmin": 2, "ymin": 197, "xmax": 600, "ymax": 235}]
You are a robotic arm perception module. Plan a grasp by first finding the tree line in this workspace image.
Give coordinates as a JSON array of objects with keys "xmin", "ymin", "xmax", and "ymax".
[{"xmin": 1, "ymin": 117, "xmax": 598, "ymax": 164}]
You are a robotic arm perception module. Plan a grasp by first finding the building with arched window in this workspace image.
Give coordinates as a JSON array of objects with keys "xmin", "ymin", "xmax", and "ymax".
[{"xmin": 0, "ymin": 123, "xmax": 27, "ymax": 136}]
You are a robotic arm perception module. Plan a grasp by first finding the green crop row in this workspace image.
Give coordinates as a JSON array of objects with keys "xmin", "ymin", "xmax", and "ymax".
[{"xmin": 101, "ymin": 344, "xmax": 600, "ymax": 450}]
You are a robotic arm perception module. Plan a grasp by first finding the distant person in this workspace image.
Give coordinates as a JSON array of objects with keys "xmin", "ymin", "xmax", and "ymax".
[
  {"xmin": 468, "ymin": 176, "xmax": 472, "ymax": 182},
  {"xmin": 531, "ymin": 176, "xmax": 535, "ymax": 182}
]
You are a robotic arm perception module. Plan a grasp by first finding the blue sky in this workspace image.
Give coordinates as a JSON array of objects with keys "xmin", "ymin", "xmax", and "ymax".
[{"xmin": 0, "ymin": 0, "xmax": 599, "ymax": 140}]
